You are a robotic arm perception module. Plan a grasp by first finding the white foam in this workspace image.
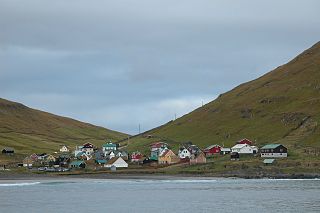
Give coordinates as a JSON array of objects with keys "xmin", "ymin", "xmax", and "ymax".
[{"xmin": 0, "ymin": 182, "xmax": 41, "ymax": 187}]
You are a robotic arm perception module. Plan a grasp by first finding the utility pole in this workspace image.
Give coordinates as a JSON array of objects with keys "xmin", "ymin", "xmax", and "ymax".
[
  {"xmin": 174, "ymin": 113, "xmax": 177, "ymax": 120},
  {"xmin": 139, "ymin": 124, "xmax": 141, "ymax": 134}
]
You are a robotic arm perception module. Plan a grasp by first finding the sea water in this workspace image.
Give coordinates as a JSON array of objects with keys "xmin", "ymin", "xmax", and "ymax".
[{"xmin": 0, "ymin": 178, "xmax": 319, "ymax": 213}]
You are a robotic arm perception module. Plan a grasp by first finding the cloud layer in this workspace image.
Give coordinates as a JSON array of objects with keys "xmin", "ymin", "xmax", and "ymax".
[{"xmin": 1, "ymin": 0, "xmax": 320, "ymax": 134}]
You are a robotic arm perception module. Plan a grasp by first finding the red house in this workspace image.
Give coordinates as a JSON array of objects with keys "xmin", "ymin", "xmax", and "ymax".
[
  {"xmin": 131, "ymin": 151, "xmax": 143, "ymax": 162},
  {"xmin": 204, "ymin": 144, "xmax": 221, "ymax": 156},
  {"xmin": 237, "ymin": 138, "xmax": 253, "ymax": 145}
]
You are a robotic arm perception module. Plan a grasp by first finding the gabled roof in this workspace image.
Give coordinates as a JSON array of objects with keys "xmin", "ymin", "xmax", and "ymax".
[
  {"xmin": 102, "ymin": 143, "xmax": 117, "ymax": 148},
  {"xmin": 150, "ymin": 142, "xmax": 168, "ymax": 148},
  {"xmin": 231, "ymin": 144, "xmax": 248, "ymax": 149},
  {"xmin": 237, "ymin": 138, "xmax": 253, "ymax": 144},
  {"xmin": 70, "ymin": 161, "xmax": 85, "ymax": 166},
  {"xmin": 159, "ymin": 149, "xmax": 176, "ymax": 157},
  {"xmin": 205, "ymin": 144, "xmax": 221, "ymax": 150},
  {"xmin": 261, "ymin": 144, "xmax": 283, "ymax": 149},
  {"xmin": 106, "ymin": 157, "xmax": 127, "ymax": 165},
  {"xmin": 2, "ymin": 147, "xmax": 14, "ymax": 151}
]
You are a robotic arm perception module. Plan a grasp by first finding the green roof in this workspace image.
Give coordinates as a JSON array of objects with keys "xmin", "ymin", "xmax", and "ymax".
[
  {"xmin": 263, "ymin": 159, "xmax": 275, "ymax": 164},
  {"xmin": 96, "ymin": 159, "xmax": 107, "ymax": 164},
  {"xmin": 70, "ymin": 161, "xmax": 85, "ymax": 166},
  {"xmin": 103, "ymin": 143, "xmax": 117, "ymax": 147},
  {"xmin": 261, "ymin": 144, "xmax": 282, "ymax": 149}
]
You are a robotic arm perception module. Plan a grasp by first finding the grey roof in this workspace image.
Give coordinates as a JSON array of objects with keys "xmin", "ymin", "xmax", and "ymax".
[{"xmin": 261, "ymin": 144, "xmax": 283, "ymax": 149}]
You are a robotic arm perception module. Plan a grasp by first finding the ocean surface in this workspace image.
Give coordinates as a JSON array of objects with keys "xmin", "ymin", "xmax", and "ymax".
[{"xmin": 0, "ymin": 178, "xmax": 320, "ymax": 213}]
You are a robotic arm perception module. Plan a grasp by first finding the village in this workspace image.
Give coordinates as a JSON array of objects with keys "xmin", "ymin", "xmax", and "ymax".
[{"xmin": 1, "ymin": 138, "xmax": 288, "ymax": 172}]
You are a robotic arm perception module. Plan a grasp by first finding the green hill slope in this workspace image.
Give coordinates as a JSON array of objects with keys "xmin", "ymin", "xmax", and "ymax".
[
  {"xmin": 0, "ymin": 98, "xmax": 128, "ymax": 155},
  {"xmin": 126, "ymin": 41, "xmax": 320, "ymax": 155}
]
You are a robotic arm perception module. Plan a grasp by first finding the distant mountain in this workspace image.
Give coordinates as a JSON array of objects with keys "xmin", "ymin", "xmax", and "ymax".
[
  {"xmin": 127, "ymin": 41, "xmax": 320, "ymax": 153},
  {"xmin": 0, "ymin": 98, "xmax": 128, "ymax": 154}
]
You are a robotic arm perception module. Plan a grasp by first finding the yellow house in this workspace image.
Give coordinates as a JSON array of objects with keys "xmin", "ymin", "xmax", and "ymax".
[
  {"xmin": 46, "ymin": 154, "xmax": 56, "ymax": 162},
  {"xmin": 158, "ymin": 149, "xmax": 179, "ymax": 165}
]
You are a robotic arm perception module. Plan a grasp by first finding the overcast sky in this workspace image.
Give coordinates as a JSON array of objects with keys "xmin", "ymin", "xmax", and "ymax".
[{"xmin": 1, "ymin": 0, "xmax": 320, "ymax": 134}]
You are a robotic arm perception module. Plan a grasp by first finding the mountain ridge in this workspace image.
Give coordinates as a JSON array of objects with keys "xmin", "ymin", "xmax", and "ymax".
[
  {"xmin": 126, "ymin": 41, "xmax": 320, "ymax": 154},
  {"xmin": 0, "ymin": 98, "xmax": 128, "ymax": 155}
]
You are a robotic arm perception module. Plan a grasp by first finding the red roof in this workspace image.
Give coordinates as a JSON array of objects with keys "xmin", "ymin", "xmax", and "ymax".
[
  {"xmin": 237, "ymin": 138, "xmax": 252, "ymax": 145},
  {"xmin": 150, "ymin": 142, "xmax": 168, "ymax": 148}
]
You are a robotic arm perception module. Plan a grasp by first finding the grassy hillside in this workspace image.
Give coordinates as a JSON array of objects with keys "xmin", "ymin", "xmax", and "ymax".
[
  {"xmin": 0, "ymin": 98, "xmax": 128, "ymax": 158},
  {"xmin": 126, "ymin": 41, "xmax": 320, "ymax": 156}
]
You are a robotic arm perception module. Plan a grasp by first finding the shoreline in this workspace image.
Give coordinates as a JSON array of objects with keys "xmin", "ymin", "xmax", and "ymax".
[{"xmin": 1, "ymin": 171, "xmax": 319, "ymax": 181}]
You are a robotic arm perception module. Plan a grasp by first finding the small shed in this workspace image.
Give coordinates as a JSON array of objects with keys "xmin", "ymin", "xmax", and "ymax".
[
  {"xmin": 2, "ymin": 147, "xmax": 14, "ymax": 155},
  {"xmin": 263, "ymin": 159, "xmax": 276, "ymax": 165}
]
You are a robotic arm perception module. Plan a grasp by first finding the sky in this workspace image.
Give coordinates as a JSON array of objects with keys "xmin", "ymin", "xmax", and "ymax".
[{"xmin": 1, "ymin": 0, "xmax": 320, "ymax": 135}]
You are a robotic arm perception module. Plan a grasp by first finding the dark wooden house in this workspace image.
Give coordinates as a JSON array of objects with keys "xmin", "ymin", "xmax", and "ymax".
[{"xmin": 2, "ymin": 147, "xmax": 14, "ymax": 155}]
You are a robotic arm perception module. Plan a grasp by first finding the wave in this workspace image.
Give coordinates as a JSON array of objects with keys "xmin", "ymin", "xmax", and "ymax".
[{"xmin": 0, "ymin": 182, "xmax": 41, "ymax": 187}]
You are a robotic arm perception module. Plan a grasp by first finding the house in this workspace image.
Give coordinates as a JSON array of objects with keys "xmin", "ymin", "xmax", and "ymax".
[
  {"xmin": 57, "ymin": 153, "xmax": 71, "ymax": 167},
  {"xmin": 102, "ymin": 142, "xmax": 118, "ymax": 152},
  {"xmin": 104, "ymin": 157, "xmax": 128, "ymax": 168},
  {"xmin": 94, "ymin": 150, "xmax": 105, "ymax": 160},
  {"xmin": 158, "ymin": 149, "xmax": 179, "ymax": 165},
  {"xmin": 178, "ymin": 147, "xmax": 191, "ymax": 159},
  {"xmin": 204, "ymin": 144, "xmax": 221, "ymax": 156},
  {"xmin": 190, "ymin": 152, "xmax": 207, "ymax": 165},
  {"xmin": 237, "ymin": 138, "xmax": 253, "ymax": 145},
  {"xmin": 70, "ymin": 160, "xmax": 86, "ymax": 169},
  {"xmin": 59, "ymin": 145, "xmax": 70, "ymax": 152},
  {"xmin": 263, "ymin": 158, "xmax": 276, "ymax": 165},
  {"xmin": 30, "ymin": 153, "xmax": 39, "ymax": 161},
  {"xmin": 37, "ymin": 153, "xmax": 48, "ymax": 161},
  {"xmin": 231, "ymin": 144, "xmax": 257, "ymax": 154},
  {"xmin": 46, "ymin": 154, "xmax": 56, "ymax": 163},
  {"xmin": 150, "ymin": 142, "xmax": 168, "ymax": 161},
  {"xmin": 187, "ymin": 145, "xmax": 201, "ymax": 155},
  {"xmin": 2, "ymin": 147, "xmax": 14, "ymax": 155},
  {"xmin": 104, "ymin": 150, "xmax": 116, "ymax": 159},
  {"xmin": 76, "ymin": 152, "xmax": 91, "ymax": 161},
  {"xmin": 23, "ymin": 157, "xmax": 33, "ymax": 167},
  {"xmin": 82, "ymin": 143, "xmax": 95, "ymax": 155},
  {"xmin": 115, "ymin": 150, "xmax": 128, "ymax": 161},
  {"xmin": 230, "ymin": 152, "xmax": 240, "ymax": 160},
  {"xmin": 131, "ymin": 151, "xmax": 143, "ymax": 162},
  {"xmin": 260, "ymin": 144, "xmax": 288, "ymax": 158},
  {"xmin": 220, "ymin": 148, "xmax": 231, "ymax": 155},
  {"xmin": 74, "ymin": 146, "xmax": 84, "ymax": 157}
]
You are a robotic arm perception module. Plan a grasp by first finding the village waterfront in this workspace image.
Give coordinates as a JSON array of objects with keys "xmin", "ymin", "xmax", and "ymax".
[{"xmin": 0, "ymin": 178, "xmax": 320, "ymax": 213}]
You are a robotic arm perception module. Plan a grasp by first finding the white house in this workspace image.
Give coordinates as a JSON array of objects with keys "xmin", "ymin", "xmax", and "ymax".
[
  {"xmin": 231, "ymin": 144, "xmax": 257, "ymax": 154},
  {"xmin": 178, "ymin": 147, "xmax": 191, "ymax": 159},
  {"xmin": 60, "ymin": 145, "xmax": 69, "ymax": 152},
  {"xmin": 104, "ymin": 157, "xmax": 128, "ymax": 168}
]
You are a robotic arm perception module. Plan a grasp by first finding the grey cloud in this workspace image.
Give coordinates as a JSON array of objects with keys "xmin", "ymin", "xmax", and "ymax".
[{"xmin": 1, "ymin": 0, "xmax": 320, "ymax": 134}]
